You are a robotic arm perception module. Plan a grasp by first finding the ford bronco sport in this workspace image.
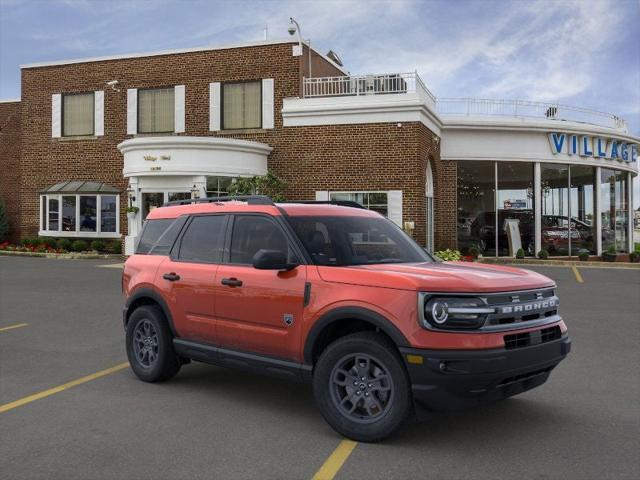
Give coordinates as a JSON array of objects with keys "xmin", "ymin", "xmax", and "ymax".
[{"xmin": 122, "ymin": 196, "xmax": 570, "ymax": 441}]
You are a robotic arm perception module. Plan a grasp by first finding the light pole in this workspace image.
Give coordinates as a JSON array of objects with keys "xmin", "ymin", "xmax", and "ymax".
[{"xmin": 288, "ymin": 17, "xmax": 311, "ymax": 78}]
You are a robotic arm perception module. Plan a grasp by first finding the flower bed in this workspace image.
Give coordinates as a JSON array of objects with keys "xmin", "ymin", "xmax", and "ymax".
[{"xmin": 0, "ymin": 237, "xmax": 122, "ymax": 255}]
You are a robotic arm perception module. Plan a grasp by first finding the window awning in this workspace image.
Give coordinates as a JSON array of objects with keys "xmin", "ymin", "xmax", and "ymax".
[{"xmin": 41, "ymin": 181, "xmax": 120, "ymax": 194}]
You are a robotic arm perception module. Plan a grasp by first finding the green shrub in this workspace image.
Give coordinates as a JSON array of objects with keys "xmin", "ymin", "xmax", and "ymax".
[
  {"xmin": 90, "ymin": 240, "xmax": 106, "ymax": 252},
  {"xmin": 606, "ymin": 244, "xmax": 617, "ymax": 254},
  {"xmin": 516, "ymin": 248, "xmax": 525, "ymax": 259},
  {"xmin": 468, "ymin": 246, "xmax": 480, "ymax": 259},
  {"xmin": 630, "ymin": 252, "xmax": 640, "ymax": 263},
  {"xmin": 578, "ymin": 251, "xmax": 589, "ymax": 261},
  {"xmin": 537, "ymin": 249, "xmax": 549, "ymax": 260},
  {"xmin": 38, "ymin": 237, "xmax": 57, "ymax": 248},
  {"xmin": 105, "ymin": 240, "xmax": 121, "ymax": 254},
  {"xmin": 71, "ymin": 240, "xmax": 88, "ymax": 252},
  {"xmin": 435, "ymin": 249, "xmax": 462, "ymax": 261},
  {"xmin": 21, "ymin": 237, "xmax": 37, "ymax": 247},
  {"xmin": 57, "ymin": 238, "xmax": 72, "ymax": 251}
]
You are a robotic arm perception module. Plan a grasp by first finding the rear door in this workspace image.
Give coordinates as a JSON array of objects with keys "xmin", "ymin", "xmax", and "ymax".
[
  {"xmin": 213, "ymin": 214, "xmax": 307, "ymax": 361},
  {"xmin": 156, "ymin": 214, "xmax": 228, "ymax": 343}
]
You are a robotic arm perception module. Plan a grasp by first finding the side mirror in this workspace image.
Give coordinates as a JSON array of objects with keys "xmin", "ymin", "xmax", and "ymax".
[{"xmin": 252, "ymin": 249, "xmax": 298, "ymax": 271}]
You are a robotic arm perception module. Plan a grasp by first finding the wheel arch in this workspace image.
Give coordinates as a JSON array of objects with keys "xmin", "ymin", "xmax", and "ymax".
[
  {"xmin": 304, "ymin": 307, "xmax": 410, "ymax": 365},
  {"xmin": 124, "ymin": 288, "xmax": 176, "ymax": 336}
]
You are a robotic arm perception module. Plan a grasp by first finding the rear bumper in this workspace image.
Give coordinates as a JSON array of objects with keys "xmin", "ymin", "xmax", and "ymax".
[{"xmin": 399, "ymin": 335, "xmax": 571, "ymax": 413}]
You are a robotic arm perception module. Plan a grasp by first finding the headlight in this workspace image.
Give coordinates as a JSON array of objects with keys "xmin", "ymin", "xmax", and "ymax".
[{"xmin": 422, "ymin": 296, "xmax": 494, "ymax": 330}]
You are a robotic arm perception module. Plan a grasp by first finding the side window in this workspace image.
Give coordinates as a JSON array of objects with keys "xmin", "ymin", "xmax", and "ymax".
[
  {"xmin": 148, "ymin": 216, "xmax": 188, "ymax": 255},
  {"xmin": 137, "ymin": 219, "xmax": 174, "ymax": 254},
  {"xmin": 230, "ymin": 216, "xmax": 291, "ymax": 264},
  {"xmin": 177, "ymin": 215, "xmax": 227, "ymax": 263}
]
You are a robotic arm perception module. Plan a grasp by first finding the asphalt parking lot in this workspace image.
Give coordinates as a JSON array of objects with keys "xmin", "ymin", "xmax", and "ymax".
[{"xmin": 1, "ymin": 256, "xmax": 639, "ymax": 480}]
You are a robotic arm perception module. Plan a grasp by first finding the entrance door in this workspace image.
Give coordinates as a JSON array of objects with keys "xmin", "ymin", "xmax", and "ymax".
[
  {"xmin": 214, "ymin": 214, "xmax": 307, "ymax": 361},
  {"xmin": 142, "ymin": 192, "xmax": 165, "ymax": 219}
]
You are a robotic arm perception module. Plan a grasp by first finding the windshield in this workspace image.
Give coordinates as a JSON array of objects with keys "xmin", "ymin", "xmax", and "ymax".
[{"xmin": 288, "ymin": 215, "xmax": 433, "ymax": 266}]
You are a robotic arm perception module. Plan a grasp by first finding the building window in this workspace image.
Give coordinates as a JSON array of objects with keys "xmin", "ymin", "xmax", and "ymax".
[
  {"xmin": 39, "ymin": 194, "xmax": 120, "ymax": 237},
  {"xmin": 62, "ymin": 92, "xmax": 94, "ymax": 136},
  {"xmin": 457, "ymin": 161, "xmax": 496, "ymax": 256},
  {"xmin": 497, "ymin": 162, "xmax": 534, "ymax": 256},
  {"xmin": 206, "ymin": 176, "xmax": 236, "ymax": 197},
  {"xmin": 329, "ymin": 192, "xmax": 389, "ymax": 216},
  {"xmin": 222, "ymin": 81, "xmax": 261, "ymax": 130},
  {"xmin": 601, "ymin": 168, "xmax": 629, "ymax": 253},
  {"xmin": 138, "ymin": 88, "xmax": 175, "ymax": 133}
]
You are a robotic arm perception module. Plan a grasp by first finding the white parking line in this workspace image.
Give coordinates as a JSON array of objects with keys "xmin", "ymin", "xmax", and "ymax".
[{"xmin": 97, "ymin": 263, "xmax": 124, "ymax": 269}]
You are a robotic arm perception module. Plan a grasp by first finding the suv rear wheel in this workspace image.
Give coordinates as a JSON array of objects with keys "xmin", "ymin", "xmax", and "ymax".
[
  {"xmin": 313, "ymin": 332, "xmax": 411, "ymax": 442},
  {"xmin": 126, "ymin": 305, "xmax": 181, "ymax": 382}
]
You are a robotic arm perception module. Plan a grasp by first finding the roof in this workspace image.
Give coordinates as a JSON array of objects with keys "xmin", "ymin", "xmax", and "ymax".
[
  {"xmin": 41, "ymin": 180, "xmax": 120, "ymax": 194},
  {"xmin": 19, "ymin": 38, "xmax": 348, "ymax": 75}
]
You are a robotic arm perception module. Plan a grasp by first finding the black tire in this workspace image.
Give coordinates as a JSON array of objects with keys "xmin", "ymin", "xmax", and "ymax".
[
  {"xmin": 126, "ymin": 305, "xmax": 181, "ymax": 382},
  {"xmin": 313, "ymin": 331, "xmax": 412, "ymax": 442}
]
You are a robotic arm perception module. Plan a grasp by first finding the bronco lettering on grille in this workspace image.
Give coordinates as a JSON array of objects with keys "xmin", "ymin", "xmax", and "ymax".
[{"xmin": 500, "ymin": 298, "xmax": 557, "ymax": 314}]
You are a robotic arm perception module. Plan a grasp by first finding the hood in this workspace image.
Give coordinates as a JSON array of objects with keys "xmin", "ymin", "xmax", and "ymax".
[{"xmin": 316, "ymin": 261, "xmax": 555, "ymax": 293}]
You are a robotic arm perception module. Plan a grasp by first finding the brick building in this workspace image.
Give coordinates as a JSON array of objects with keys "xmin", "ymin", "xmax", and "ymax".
[{"xmin": 0, "ymin": 38, "xmax": 637, "ymax": 256}]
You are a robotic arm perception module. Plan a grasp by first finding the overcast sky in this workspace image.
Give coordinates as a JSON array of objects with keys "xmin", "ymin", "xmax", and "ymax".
[{"xmin": 1, "ymin": 0, "xmax": 639, "ymax": 204}]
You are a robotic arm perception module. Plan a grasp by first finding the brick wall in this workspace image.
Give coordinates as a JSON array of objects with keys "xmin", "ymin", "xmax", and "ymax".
[
  {"xmin": 14, "ymin": 40, "xmax": 445, "ymax": 248},
  {"xmin": 0, "ymin": 101, "xmax": 21, "ymax": 242}
]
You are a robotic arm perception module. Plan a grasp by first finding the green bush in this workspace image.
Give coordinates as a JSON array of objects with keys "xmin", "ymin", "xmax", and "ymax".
[
  {"xmin": 468, "ymin": 246, "xmax": 480, "ymax": 259},
  {"xmin": 90, "ymin": 240, "xmax": 106, "ymax": 252},
  {"xmin": 578, "ymin": 251, "xmax": 590, "ymax": 261},
  {"xmin": 57, "ymin": 238, "xmax": 72, "ymax": 251},
  {"xmin": 105, "ymin": 240, "xmax": 121, "ymax": 254},
  {"xmin": 38, "ymin": 237, "xmax": 57, "ymax": 248},
  {"xmin": 21, "ymin": 237, "xmax": 37, "ymax": 247},
  {"xmin": 71, "ymin": 240, "xmax": 88, "ymax": 252},
  {"xmin": 537, "ymin": 249, "xmax": 549, "ymax": 260},
  {"xmin": 0, "ymin": 197, "xmax": 9, "ymax": 242},
  {"xmin": 515, "ymin": 248, "xmax": 525, "ymax": 259},
  {"xmin": 606, "ymin": 244, "xmax": 617, "ymax": 254},
  {"xmin": 630, "ymin": 252, "xmax": 640, "ymax": 263},
  {"xmin": 435, "ymin": 249, "xmax": 462, "ymax": 261}
]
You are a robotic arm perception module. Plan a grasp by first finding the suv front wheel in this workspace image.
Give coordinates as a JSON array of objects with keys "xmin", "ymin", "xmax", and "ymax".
[
  {"xmin": 313, "ymin": 332, "xmax": 412, "ymax": 442},
  {"xmin": 126, "ymin": 305, "xmax": 181, "ymax": 382}
]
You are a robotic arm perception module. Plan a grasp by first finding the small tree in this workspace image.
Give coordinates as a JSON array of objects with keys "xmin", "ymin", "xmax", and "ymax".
[
  {"xmin": 228, "ymin": 172, "xmax": 286, "ymax": 202},
  {"xmin": 0, "ymin": 197, "xmax": 9, "ymax": 242}
]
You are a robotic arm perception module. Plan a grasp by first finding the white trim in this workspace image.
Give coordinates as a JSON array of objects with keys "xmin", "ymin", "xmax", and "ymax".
[
  {"xmin": 534, "ymin": 162, "xmax": 542, "ymax": 255},
  {"xmin": 39, "ymin": 193, "xmax": 121, "ymax": 237},
  {"xmin": 595, "ymin": 167, "xmax": 602, "ymax": 255},
  {"xmin": 94, "ymin": 90, "xmax": 104, "ymax": 136},
  {"xmin": 628, "ymin": 171, "xmax": 633, "ymax": 253},
  {"xmin": 19, "ymin": 39, "xmax": 348, "ymax": 74},
  {"xmin": 127, "ymin": 89, "xmax": 137, "ymax": 135},
  {"xmin": 51, "ymin": 94, "xmax": 61, "ymax": 138},
  {"xmin": 315, "ymin": 191, "xmax": 329, "ymax": 201},
  {"xmin": 0, "ymin": 98, "xmax": 20, "ymax": 103},
  {"xmin": 209, "ymin": 82, "xmax": 221, "ymax": 131},
  {"xmin": 387, "ymin": 190, "xmax": 403, "ymax": 227},
  {"xmin": 174, "ymin": 85, "xmax": 185, "ymax": 133},
  {"xmin": 38, "ymin": 231, "xmax": 122, "ymax": 239},
  {"xmin": 262, "ymin": 78, "xmax": 275, "ymax": 129}
]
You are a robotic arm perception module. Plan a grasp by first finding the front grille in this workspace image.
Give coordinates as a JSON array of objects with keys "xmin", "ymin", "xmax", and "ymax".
[
  {"xmin": 504, "ymin": 325, "xmax": 562, "ymax": 350},
  {"xmin": 483, "ymin": 288, "xmax": 559, "ymax": 328}
]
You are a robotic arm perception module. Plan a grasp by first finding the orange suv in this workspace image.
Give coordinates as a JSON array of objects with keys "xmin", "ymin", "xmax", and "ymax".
[{"xmin": 123, "ymin": 196, "xmax": 570, "ymax": 441}]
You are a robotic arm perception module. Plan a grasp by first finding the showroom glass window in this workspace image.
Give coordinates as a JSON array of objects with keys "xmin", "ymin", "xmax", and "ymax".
[
  {"xmin": 329, "ymin": 192, "xmax": 389, "ymax": 216},
  {"xmin": 138, "ymin": 88, "xmax": 175, "ymax": 133},
  {"xmin": 569, "ymin": 165, "xmax": 596, "ymax": 255},
  {"xmin": 62, "ymin": 92, "xmax": 94, "ymax": 136},
  {"xmin": 206, "ymin": 176, "xmax": 236, "ymax": 197},
  {"xmin": 222, "ymin": 82, "xmax": 261, "ymax": 130},
  {"xmin": 39, "ymin": 194, "xmax": 119, "ymax": 236},
  {"xmin": 497, "ymin": 162, "xmax": 534, "ymax": 256},
  {"xmin": 541, "ymin": 164, "xmax": 570, "ymax": 256},
  {"xmin": 601, "ymin": 168, "xmax": 629, "ymax": 253},
  {"xmin": 457, "ymin": 161, "xmax": 496, "ymax": 256}
]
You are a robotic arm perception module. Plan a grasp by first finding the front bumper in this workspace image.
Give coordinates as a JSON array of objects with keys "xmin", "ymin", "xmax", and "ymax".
[{"xmin": 399, "ymin": 335, "xmax": 571, "ymax": 413}]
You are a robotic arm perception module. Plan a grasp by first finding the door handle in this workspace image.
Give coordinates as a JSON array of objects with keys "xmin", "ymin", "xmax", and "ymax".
[
  {"xmin": 162, "ymin": 272, "xmax": 181, "ymax": 282},
  {"xmin": 221, "ymin": 277, "xmax": 243, "ymax": 287}
]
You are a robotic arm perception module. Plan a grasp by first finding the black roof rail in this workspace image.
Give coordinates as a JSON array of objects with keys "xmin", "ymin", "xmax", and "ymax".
[
  {"xmin": 162, "ymin": 195, "xmax": 275, "ymax": 207},
  {"xmin": 281, "ymin": 200, "xmax": 365, "ymax": 209}
]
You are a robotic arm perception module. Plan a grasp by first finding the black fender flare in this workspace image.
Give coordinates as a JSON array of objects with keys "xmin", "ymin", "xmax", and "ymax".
[
  {"xmin": 124, "ymin": 287, "xmax": 176, "ymax": 336},
  {"xmin": 303, "ymin": 306, "xmax": 410, "ymax": 364}
]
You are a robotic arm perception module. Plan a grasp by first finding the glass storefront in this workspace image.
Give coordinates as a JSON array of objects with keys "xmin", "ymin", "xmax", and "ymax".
[
  {"xmin": 601, "ymin": 169, "xmax": 629, "ymax": 253},
  {"xmin": 458, "ymin": 161, "xmax": 625, "ymax": 257}
]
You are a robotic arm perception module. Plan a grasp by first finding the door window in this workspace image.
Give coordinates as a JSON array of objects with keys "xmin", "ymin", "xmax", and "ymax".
[
  {"xmin": 229, "ymin": 216, "xmax": 291, "ymax": 264},
  {"xmin": 178, "ymin": 215, "xmax": 227, "ymax": 263}
]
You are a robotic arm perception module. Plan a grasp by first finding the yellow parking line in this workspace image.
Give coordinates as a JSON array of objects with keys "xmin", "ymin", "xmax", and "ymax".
[
  {"xmin": 0, "ymin": 323, "xmax": 28, "ymax": 333},
  {"xmin": 312, "ymin": 440, "xmax": 358, "ymax": 480},
  {"xmin": 571, "ymin": 265, "xmax": 584, "ymax": 283},
  {"xmin": 0, "ymin": 362, "xmax": 129, "ymax": 414}
]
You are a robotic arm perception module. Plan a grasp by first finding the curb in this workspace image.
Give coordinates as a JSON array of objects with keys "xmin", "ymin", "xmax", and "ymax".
[
  {"xmin": 0, "ymin": 250, "xmax": 125, "ymax": 260},
  {"xmin": 478, "ymin": 258, "xmax": 640, "ymax": 269}
]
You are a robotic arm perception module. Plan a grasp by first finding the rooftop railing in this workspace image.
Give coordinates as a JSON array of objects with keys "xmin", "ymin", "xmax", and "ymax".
[
  {"xmin": 436, "ymin": 98, "xmax": 628, "ymax": 131},
  {"xmin": 301, "ymin": 74, "xmax": 627, "ymax": 131}
]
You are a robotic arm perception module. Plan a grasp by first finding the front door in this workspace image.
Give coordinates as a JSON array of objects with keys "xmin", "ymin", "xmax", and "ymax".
[
  {"xmin": 156, "ymin": 214, "xmax": 228, "ymax": 343},
  {"xmin": 214, "ymin": 214, "xmax": 307, "ymax": 361}
]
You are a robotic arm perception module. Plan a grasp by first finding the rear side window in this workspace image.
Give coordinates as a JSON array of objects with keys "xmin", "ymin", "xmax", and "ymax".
[
  {"xmin": 136, "ymin": 219, "xmax": 174, "ymax": 254},
  {"xmin": 177, "ymin": 215, "xmax": 227, "ymax": 263},
  {"xmin": 148, "ymin": 216, "xmax": 188, "ymax": 256}
]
